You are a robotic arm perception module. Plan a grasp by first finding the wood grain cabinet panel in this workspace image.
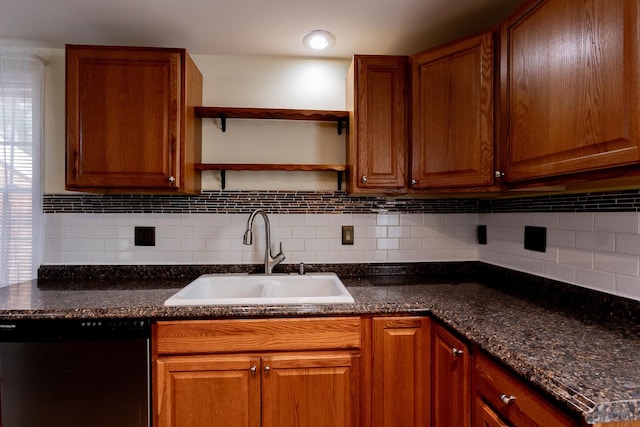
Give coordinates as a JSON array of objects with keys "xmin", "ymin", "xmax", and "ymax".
[
  {"xmin": 371, "ymin": 316, "xmax": 430, "ymax": 427},
  {"xmin": 155, "ymin": 355, "xmax": 261, "ymax": 427},
  {"xmin": 262, "ymin": 352, "xmax": 359, "ymax": 427},
  {"xmin": 502, "ymin": 0, "xmax": 640, "ymax": 182},
  {"xmin": 432, "ymin": 323, "xmax": 471, "ymax": 427},
  {"xmin": 346, "ymin": 55, "xmax": 409, "ymax": 194},
  {"xmin": 153, "ymin": 318, "xmax": 360, "ymax": 427},
  {"xmin": 66, "ymin": 44, "xmax": 202, "ymax": 193},
  {"xmin": 411, "ymin": 30, "xmax": 495, "ymax": 190},
  {"xmin": 475, "ymin": 352, "xmax": 577, "ymax": 427},
  {"xmin": 476, "ymin": 398, "xmax": 509, "ymax": 427}
]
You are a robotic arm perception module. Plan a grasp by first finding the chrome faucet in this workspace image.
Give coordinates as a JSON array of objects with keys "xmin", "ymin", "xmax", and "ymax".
[{"xmin": 243, "ymin": 209, "xmax": 286, "ymax": 274}]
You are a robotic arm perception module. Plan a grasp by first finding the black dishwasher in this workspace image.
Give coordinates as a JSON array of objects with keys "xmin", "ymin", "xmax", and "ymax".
[{"xmin": 0, "ymin": 318, "xmax": 150, "ymax": 427}]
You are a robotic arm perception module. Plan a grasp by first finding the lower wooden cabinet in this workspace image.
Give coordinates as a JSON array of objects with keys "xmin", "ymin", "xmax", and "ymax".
[
  {"xmin": 152, "ymin": 316, "xmax": 613, "ymax": 427},
  {"xmin": 370, "ymin": 316, "xmax": 430, "ymax": 427},
  {"xmin": 432, "ymin": 322, "xmax": 471, "ymax": 427},
  {"xmin": 475, "ymin": 352, "xmax": 577, "ymax": 427},
  {"xmin": 156, "ymin": 352, "xmax": 359, "ymax": 427},
  {"xmin": 475, "ymin": 398, "xmax": 509, "ymax": 427},
  {"xmin": 153, "ymin": 318, "xmax": 361, "ymax": 427},
  {"xmin": 156, "ymin": 354, "xmax": 261, "ymax": 427}
]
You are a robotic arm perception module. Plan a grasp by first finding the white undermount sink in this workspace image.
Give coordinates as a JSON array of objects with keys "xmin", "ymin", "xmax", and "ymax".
[{"xmin": 164, "ymin": 273, "xmax": 354, "ymax": 306}]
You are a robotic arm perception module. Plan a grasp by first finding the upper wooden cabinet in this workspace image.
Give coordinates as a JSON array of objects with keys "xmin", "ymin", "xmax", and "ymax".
[
  {"xmin": 65, "ymin": 45, "xmax": 202, "ymax": 194},
  {"xmin": 501, "ymin": 0, "xmax": 640, "ymax": 183},
  {"xmin": 410, "ymin": 30, "xmax": 496, "ymax": 191},
  {"xmin": 346, "ymin": 55, "xmax": 409, "ymax": 194}
]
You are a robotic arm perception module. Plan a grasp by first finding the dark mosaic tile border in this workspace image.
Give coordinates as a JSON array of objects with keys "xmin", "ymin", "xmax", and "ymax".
[
  {"xmin": 478, "ymin": 189, "xmax": 640, "ymax": 213},
  {"xmin": 42, "ymin": 191, "xmax": 479, "ymax": 214},
  {"xmin": 43, "ymin": 189, "xmax": 640, "ymax": 214}
]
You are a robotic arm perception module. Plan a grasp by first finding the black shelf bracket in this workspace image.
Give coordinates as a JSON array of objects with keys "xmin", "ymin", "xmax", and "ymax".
[
  {"xmin": 220, "ymin": 170, "xmax": 226, "ymax": 189},
  {"xmin": 337, "ymin": 119, "xmax": 347, "ymax": 136},
  {"xmin": 220, "ymin": 115, "xmax": 227, "ymax": 132}
]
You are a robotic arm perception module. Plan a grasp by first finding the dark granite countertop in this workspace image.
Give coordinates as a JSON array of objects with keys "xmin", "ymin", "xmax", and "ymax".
[{"xmin": 1, "ymin": 262, "xmax": 639, "ymax": 425}]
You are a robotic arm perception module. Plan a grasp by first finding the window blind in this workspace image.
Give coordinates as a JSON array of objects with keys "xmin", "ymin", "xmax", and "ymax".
[{"xmin": 0, "ymin": 53, "xmax": 44, "ymax": 286}]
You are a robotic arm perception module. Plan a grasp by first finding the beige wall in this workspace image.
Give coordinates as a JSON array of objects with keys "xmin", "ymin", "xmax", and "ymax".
[{"xmin": 41, "ymin": 50, "xmax": 351, "ymax": 193}]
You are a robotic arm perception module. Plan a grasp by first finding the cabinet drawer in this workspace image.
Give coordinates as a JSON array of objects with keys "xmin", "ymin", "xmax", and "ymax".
[
  {"xmin": 154, "ymin": 317, "xmax": 361, "ymax": 355},
  {"xmin": 475, "ymin": 353, "xmax": 576, "ymax": 427}
]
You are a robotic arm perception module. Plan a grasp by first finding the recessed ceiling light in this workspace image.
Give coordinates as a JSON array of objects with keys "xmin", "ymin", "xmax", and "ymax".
[{"xmin": 302, "ymin": 30, "xmax": 336, "ymax": 50}]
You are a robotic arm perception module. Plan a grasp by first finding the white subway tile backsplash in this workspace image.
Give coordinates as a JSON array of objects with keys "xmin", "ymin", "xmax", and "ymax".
[
  {"xmin": 559, "ymin": 213, "xmax": 594, "ymax": 231},
  {"xmin": 400, "ymin": 214, "xmax": 424, "ymax": 226},
  {"xmin": 41, "ymin": 211, "xmax": 640, "ymax": 301},
  {"xmin": 377, "ymin": 214, "xmax": 400, "ymax": 226},
  {"xmin": 519, "ymin": 258, "xmax": 545, "ymax": 275},
  {"xmin": 410, "ymin": 226, "xmax": 433, "ymax": 238},
  {"xmin": 377, "ymin": 238, "xmax": 399, "ymax": 250},
  {"xmin": 615, "ymin": 275, "xmax": 640, "ymax": 300},
  {"xmin": 558, "ymin": 248, "xmax": 593, "ymax": 269},
  {"xmin": 304, "ymin": 238, "xmax": 329, "ymax": 251},
  {"xmin": 615, "ymin": 233, "xmax": 640, "ymax": 256},
  {"xmin": 529, "ymin": 212, "xmax": 559, "ymax": 228},
  {"xmin": 544, "ymin": 262, "xmax": 576, "ymax": 283},
  {"xmin": 291, "ymin": 226, "xmax": 317, "ymax": 239},
  {"xmin": 595, "ymin": 212, "xmax": 638, "ymax": 233},
  {"xmin": 594, "ymin": 252, "xmax": 638, "ymax": 277},
  {"xmin": 575, "ymin": 268, "xmax": 615, "ymax": 293},
  {"xmin": 547, "ymin": 229, "xmax": 575, "ymax": 248},
  {"xmin": 575, "ymin": 231, "xmax": 615, "ymax": 252},
  {"xmin": 388, "ymin": 226, "xmax": 411, "ymax": 238}
]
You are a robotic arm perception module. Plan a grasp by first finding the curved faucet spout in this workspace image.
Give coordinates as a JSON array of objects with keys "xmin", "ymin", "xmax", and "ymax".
[{"xmin": 243, "ymin": 209, "xmax": 286, "ymax": 274}]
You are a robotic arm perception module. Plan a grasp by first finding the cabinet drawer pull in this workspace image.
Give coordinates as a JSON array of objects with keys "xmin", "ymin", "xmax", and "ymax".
[
  {"xmin": 410, "ymin": 179, "xmax": 417, "ymax": 185},
  {"xmin": 500, "ymin": 393, "xmax": 516, "ymax": 405},
  {"xmin": 264, "ymin": 366, "xmax": 270, "ymax": 373},
  {"xmin": 168, "ymin": 176, "xmax": 176, "ymax": 185},
  {"xmin": 250, "ymin": 365, "xmax": 257, "ymax": 374},
  {"xmin": 361, "ymin": 175, "xmax": 367, "ymax": 184},
  {"xmin": 452, "ymin": 347, "xmax": 464, "ymax": 357}
]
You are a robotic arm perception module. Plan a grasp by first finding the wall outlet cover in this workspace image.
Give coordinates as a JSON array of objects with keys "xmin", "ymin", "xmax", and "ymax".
[
  {"xmin": 134, "ymin": 226, "xmax": 156, "ymax": 246},
  {"xmin": 477, "ymin": 225, "xmax": 487, "ymax": 245},
  {"xmin": 524, "ymin": 226, "xmax": 546, "ymax": 252}
]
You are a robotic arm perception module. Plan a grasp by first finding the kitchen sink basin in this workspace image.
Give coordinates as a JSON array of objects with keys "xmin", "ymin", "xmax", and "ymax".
[{"xmin": 164, "ymin": 273, "xmax": 354, "ymax": 306}]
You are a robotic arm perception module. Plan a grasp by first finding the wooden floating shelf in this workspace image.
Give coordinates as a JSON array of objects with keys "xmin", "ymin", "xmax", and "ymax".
[
  {"xmin": 195, "ymin": 163, "xmax": 348, "ymax": 190},
  {"xmin": 195, "ymin": 107, "xmax": 349, "ymax": 134}
]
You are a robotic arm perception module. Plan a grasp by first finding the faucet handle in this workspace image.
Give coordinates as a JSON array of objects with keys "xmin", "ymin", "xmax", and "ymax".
[{"xmin": 275, "ymin": 242, "xmax": 286, "ymax": 262}]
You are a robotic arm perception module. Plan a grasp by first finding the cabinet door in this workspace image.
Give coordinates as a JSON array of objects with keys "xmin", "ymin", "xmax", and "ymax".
[
  {"xmin": 372, "ymin": 316, "xmax": 430, "ymax": 427},
  {"xmin": 502, "ymin": 0, "xmax": 640, "ymax": 182},
  {"xmin": 66, "ymin": 45, "xmax": 183, "ymax": 191},
  {"xmin": 261, "ymin": 352, "xmax": 359, "ymax": 427},
  {"xmin": 347, "ymin": 55, "xmax": 409, "ymax": 193},
  {"xmin": 432, "ymin": 323, "xmax": 471, "ymax": 427},
  {"xmin": 475, "ymin": 399, "xmax": 510, "ymax": 427},
  {"xmin": 155, "ymin": 355, "xmax": 261, "ymax": 427},
  {"xmin": 411, "ymin": 31, "xmax": 495, "ymax": 189}
]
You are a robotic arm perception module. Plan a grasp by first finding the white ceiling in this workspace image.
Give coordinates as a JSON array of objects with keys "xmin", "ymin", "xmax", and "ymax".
[{"xmin": 0, "ymin": 0, "xmax": 522, "ymax": 58}]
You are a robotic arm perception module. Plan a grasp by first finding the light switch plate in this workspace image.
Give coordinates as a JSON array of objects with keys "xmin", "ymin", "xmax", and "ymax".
[{"xmin": 342, "ymin": 226, "xmax": 354, "ymax": 245}]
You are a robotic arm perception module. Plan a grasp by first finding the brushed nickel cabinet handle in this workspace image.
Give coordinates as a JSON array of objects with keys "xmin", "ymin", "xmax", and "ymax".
[
  {"xmin": 452, "ymin": 347, "xmax": 464, "ymax": 357},
  {"xmin": 500, "ymin": 394, "xmax": 516, "ymax": 405}
]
